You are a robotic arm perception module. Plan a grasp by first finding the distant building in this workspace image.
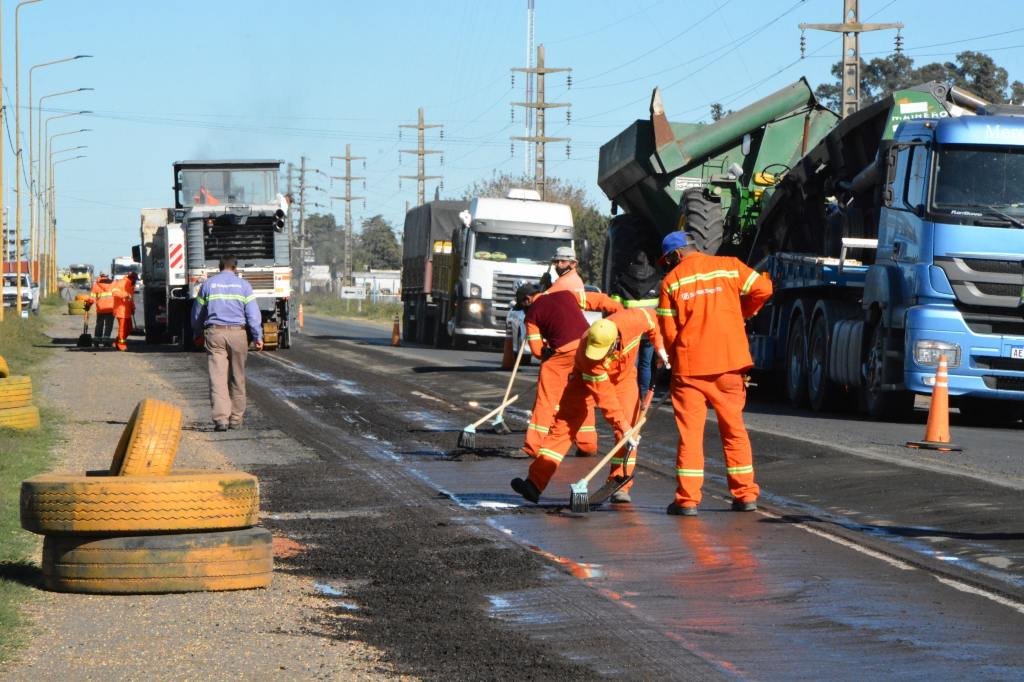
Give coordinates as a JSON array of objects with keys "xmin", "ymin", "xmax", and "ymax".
[{"xmin": 352, "ymin": 269, "xmax": 401, "ymax": 296}]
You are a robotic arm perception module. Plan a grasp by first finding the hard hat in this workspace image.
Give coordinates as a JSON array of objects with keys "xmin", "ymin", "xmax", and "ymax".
[
  {"xmin": 658, "ymin": 231, "xmax": 693, "ymax": 264},
  {"xmin": 551, "ymin": 246, "xmax": 577, "ymax": 262},
  {"xmin": 584, "ymin": 318, "xmax": 619, "ymax": 360},
  {"xmin": 99, "ymin": 272, "xmax": 109, "ymax": 278}
]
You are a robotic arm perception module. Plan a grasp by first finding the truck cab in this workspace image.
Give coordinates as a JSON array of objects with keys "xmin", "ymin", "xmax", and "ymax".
[
  {"xmin": 872, "ymin": 113, "xmax": 1024, "ymax": 418},
  {"xmin": 445, "ymin": 190, "xmax": 574, "ymax": 345}
]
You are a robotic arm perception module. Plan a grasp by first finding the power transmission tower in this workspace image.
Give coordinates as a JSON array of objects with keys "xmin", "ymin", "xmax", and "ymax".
[
  {"xmin": 330, "ymin": 144, "xmax": 365, "ymax": 284},
  {"xmin": 511, "ymin": 44, "xmax": 571, "ymax": 200},
  {"xmin": 399, "ymin": 108, "xmax": 443, "ymax": 206},
  {"xmin": 800, "ymin": 0, "xmax": 902, "ymax": 118}
]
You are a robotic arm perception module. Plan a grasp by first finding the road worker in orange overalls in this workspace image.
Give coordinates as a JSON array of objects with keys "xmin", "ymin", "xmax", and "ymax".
[
  {"xmin": 85, "ymin": 272, "xmax": 116, "ymax": 348},
  {"xmin": 545, "ymin": 245, "xmax": 585, "ymax": 294},
  {"xmin": 656, "ymin": 231, "xmax": 772, "ymax": 516},
  {"xmin": 111, "ymin": 272, "xmax": 139, "ymax": 351},
  {"xmin": 511, "ymin": 308, "xmax": 666, "ymax": 504},
  {"xmin": 521, "ymin": 280, "xmax": 621, "ymax": 458}
]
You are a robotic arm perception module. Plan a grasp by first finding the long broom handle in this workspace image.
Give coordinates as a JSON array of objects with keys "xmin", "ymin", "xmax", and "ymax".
[
  {"xmin": 497, "ymin": 341, "xmax": 527, "ymax": 412},
  {"xmin": 576, "ymin": 416, "xmax": 648, "ymax": 488},
  {"xmin": 468, "ymin": 394, "xmax": 520, "ymax": 429}
]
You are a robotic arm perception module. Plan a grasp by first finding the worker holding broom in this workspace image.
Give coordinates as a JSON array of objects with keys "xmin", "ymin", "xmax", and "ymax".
[
  {"xmin": 111, "ymin": 272, "xmax": 139, "ymax": 352},
  {"xmin": 86, "ymin": 272, "xmax": 116, "ymax": 348},
  {"xmin": 656, "ymin": 231, "xmax": 772, "ymax": 517},
  {"xmin": 511, "ymin": 307, "xmax": 666, "ymax": 504},
  {"xmin": 521, "ymin": 282, "xmax": 621, "ymax": 458}
]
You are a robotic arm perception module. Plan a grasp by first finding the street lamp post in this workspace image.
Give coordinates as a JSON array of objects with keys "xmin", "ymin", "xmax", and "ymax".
[
  {"xmin": 43, "ymin": 118, "xmax": 90, "ymax": 291},
  {"xmin": 28, "ymin": 56, "xmax": 91, "ymax": 293},
  {"xmin": 49, "ymin": 153, "xmax": 86, "ymax": 275},
  {"xmin": 33, "ymin": 84, "xmax": 92, "ymax": 293},
  {"xmin": 45, "ymin": 129, "xmax": 89, "ymax": 288},
  {"xmin": 13, "ymin": 0, "xmax": 43, "ymax": 317}
]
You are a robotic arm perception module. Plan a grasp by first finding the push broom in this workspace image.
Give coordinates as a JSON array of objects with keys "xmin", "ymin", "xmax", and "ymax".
[
  {"xmin": 569, "ymin": 417, "xmax": 648, "ymax": 513},
  {"xmin": 457, "ymin": 394, "xmax": 520, "ymax": 449},
  {"xmin": 492, "ymin": 341, "xmax": 527, "ymax": 435}
]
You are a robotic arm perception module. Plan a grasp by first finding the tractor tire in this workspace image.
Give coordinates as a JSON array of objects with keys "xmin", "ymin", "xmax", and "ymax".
[
  {"xmin": 0, "ymin": 405, "xmax": 40, "ymax": 431},
  {"xmin": 41, "ymin": 527, "xmax": 272, "ymax": 594},
  {"xmin": 20, "ymin": 469, "xmax": 260, "ymax": 535},
  {"xmin": 109, "ymin": 399, "xmax": 183, "ymax": 476},
  {"xmin": 0, "ymin": 355, "xmax": 8, "ymax": 378},
  {"xmin": 0, "ymin": 376, "xmax": 32, "ymax": 405},
  {"xmin": 680, "ymin": 188, "xmax": 725, "ymax": 255}
]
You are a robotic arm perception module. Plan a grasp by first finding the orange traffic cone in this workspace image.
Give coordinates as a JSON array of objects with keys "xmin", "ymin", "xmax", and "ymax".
[
  {"xmin": 500, "ymin": 332, "xmax": 515, "ymax": 370},
  {"xmin": 391, "ymin": 314, "xmax": 401, "ymax": 346},
  {"xmin": 297, "ymin": 303, "xmax": 304, "ymax": 331},
  {"xmin": 907, "ymin": 355, "xmax": 961, "ymax": 452}
]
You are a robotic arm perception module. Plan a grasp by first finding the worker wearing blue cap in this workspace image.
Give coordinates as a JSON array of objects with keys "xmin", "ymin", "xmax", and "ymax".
[{"xmin": 657, "ymin": 230, "xmax": 773, "ymax": 517}]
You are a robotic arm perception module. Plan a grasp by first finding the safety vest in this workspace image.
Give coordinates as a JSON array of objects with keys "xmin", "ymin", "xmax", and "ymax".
[{"xmin": 89, "ymin": 280, "xmax": 115, "ymax": 313}]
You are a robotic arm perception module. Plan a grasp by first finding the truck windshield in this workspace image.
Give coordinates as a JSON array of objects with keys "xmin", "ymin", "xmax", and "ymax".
[
  {"xmin": 932, "ymin": 145, "xmax": 1024, "ymax": 219},
  {"xmin": 112, "ymin": 263, "xmax": 140, "ymax": 277},
  {"xmin": 473, "ymin": 233, "xmax": 571, "ymax": 264},
  {"xmin": 178, "ymin": 168, "xmax": 278, "ymax": 207},
  {"xmin": 3, "ymin": 274, "xmax": 30, "ymax": 287}
]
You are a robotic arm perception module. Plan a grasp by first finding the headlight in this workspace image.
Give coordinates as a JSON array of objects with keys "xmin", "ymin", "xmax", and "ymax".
[
  {"xmin": 913, "ymin": 340, "xmax": 960, "ymax": 368},
  {"xmin": 469, "ymin": 283, "xmax": 482, "ymax": 298},
  {"xmin": 468, "ymin": 301, "xmax": 483, "ymax": 315}
]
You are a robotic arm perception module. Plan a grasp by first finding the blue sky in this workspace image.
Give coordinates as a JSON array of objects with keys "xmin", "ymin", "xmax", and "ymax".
[{"xmin": 5, "ymin": 0, "xmax": 1024, "ymax": 272}]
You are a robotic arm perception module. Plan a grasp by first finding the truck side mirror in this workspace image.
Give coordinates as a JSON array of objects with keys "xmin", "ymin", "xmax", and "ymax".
[
  {"xmin": 131, "ymin": 245, "xmax": 141, "ymax": 262},
  {"xmin": 882, "ymin": 145, "xmax": 900, "ymax": 207}
]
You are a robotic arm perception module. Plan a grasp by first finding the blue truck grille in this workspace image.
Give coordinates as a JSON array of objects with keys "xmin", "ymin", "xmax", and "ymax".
[
  {"xmin": 983, "ymin": 375, "xmax": 1024, "ymax": 392},
  {"xmin": 935, "ymin": 256, "xmax": 1024, "ymax": 335}
]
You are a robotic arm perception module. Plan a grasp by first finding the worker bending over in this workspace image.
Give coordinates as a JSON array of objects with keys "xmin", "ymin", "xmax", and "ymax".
[
  {"xmin": 656, "ymin": 231, "xmax": 772, "ymax": 516},
  {"xmin": 86, "ymin": 272, "xmax": 116, "ymax": 348},
  {"xmin": 111, "ymin": 272, "xmax": 138, "ymax": 351},
  {"xmin": 511, "ymin": 307, "xmax": 666, "ymax": 504},
  {"xmin": 521, "ymin": 282, "xmax": 621, "ymax": 458}
]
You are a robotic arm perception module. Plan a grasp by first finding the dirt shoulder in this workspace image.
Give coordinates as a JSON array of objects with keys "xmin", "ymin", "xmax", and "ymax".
[{"xmin": 0, "ymin": 314, "xmax": 396, "ymax": 681}]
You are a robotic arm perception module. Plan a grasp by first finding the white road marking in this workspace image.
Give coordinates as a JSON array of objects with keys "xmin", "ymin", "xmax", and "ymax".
[{"xmin": 934, "ymin": 576, "xmax": 1024, "ymax": 615}]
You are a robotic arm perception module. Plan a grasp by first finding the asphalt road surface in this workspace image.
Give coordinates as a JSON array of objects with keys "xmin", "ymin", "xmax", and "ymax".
[{"xmin": 177, "ymin": 314, "xmax": 1024, "ymax": 679}]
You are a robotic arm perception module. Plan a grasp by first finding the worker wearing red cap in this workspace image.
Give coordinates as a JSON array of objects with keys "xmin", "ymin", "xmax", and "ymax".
[
  {"xmin": 511, "ymin": 307, "xmax": 665, "ymax": 504},
  {"xmin": 657, "ymin": 230, "xmax": 773, "ymax": 516},
  {"xmin": 111, "ymin": 272, "xmax": 139, "ymax": 351},
  {"xmin": 86, "ymin": 272, "xmax": 116, "ymax": 348}
]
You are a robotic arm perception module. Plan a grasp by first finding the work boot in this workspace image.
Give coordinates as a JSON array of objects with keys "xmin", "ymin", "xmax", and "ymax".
[
  {"xmin": 213, "ymin": 422, "xmax": 229, "ymax": 432},
  {"xmin": 666, "ymin": 502, "xmax": 698, "ymax": 516},
  {"xmin": 228, "ymin": 421, "xmax": 242, "ymax": 430},
  {"xmin": 731, "ymin": 498, "xmax": 758, "ymax": 512},
  {"xmin": 609, "ymin": 491, "xmax": 632, "ymax": 504},
  {"xmin": 511, "ymin": 477, "xmax": 540, "ymax": 504}
]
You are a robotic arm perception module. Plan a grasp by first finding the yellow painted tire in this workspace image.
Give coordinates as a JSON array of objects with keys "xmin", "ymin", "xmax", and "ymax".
[
  {"xmin": 68, "ymin": 301, "xmax": 86, "ymax": 315},
  {"xmin": 109, "ymin": 399, "xmax": 182, "ymax": 476},
  {"xmin": 0, "ymin": 376, "xmax": 32, "ymax": 409},
  {"xmin": 0, "ymin": 355, "xmax": 8, "ymax": 378},
  {"xmin": 41, "ymin": 527, "xmax": 273, "ymax": 594},
  {"xmin": 20, "ymin": 469, "xmax": 260, "ymax": 535},
  {"xmin": 0, "ymin": 405, "xmax": 40, "ymax": 431}
]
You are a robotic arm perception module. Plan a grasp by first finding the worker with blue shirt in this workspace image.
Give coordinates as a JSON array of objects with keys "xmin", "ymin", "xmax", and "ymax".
[{"xmin": 191, "ymin": 255, "xmax": 264, "ymax": 432}]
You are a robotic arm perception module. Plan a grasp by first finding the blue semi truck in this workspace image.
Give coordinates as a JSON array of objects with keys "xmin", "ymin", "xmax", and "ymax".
[{"xmin": 599, "ymin": 80, "xmax": 1024, "ymax": 422}]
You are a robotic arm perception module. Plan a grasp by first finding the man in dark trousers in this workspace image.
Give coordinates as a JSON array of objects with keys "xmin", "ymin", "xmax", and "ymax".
[
  {"xmin": 86, "ymin": 272, "xmax": 116, "ymax": 347},
  {"xmin": 191, "ymin": 255, "xmax": 264, "ymax": 431},
  {"xmin": 612, "ymin": 249, "xmax": 665, "ymax": 390}
]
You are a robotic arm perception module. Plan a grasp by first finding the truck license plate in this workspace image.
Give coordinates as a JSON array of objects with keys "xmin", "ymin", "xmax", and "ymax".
[{"xmin": 1012, "ymin": 347, "xmax": 1024, "ymax": 360}]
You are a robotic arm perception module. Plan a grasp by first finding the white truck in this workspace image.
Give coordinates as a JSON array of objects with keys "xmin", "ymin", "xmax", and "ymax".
[
  {"xmin": 2, "ymin": 271, "xmax": 40, "ymax": 317},
  {"xmin": 401, "ymin": 189, "xmax": 575, "ymax": 348},
  {"xmin": 136, "ymin": 160, "xmax": 292, "ymax": 350},
  {"xmin": 110, "ymin": 256, "xmax": 142, "ymax": 282}
]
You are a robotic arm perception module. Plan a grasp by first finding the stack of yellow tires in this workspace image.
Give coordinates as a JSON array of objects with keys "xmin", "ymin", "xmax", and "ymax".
[
  {"xmin": 0, "ymin": 355, "xmax": 40, "ymax": 431},
  {"xmin": 67, "ymin": 294, "xmax": 89, "ymax": 315},
  {"xmin": 20, "ymin": 398, "xmax": 273, "ymax": 594}
]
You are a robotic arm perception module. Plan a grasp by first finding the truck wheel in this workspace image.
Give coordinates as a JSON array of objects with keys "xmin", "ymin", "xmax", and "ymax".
[
  {"xmin": 20, "ymin": 469, "xmax": 260, "ymax": 535},
  {"xmin": 42, "ymin": 527, "xmax": 272, "ymax": 594},
  {"xmin": 957, "ymin": 398, "xmax": 1024, "ymax": 426},
  {"xmin": 862, "ymin": 323, "xmax": 915, "ymax": 420},
  {"xmin": 680, "ymin": 188, "xmax": 725, "ymax": 255},
  {"xmin": 785, "ymin": 315, "xmax": 809, "ymax": 407},
  {"xmin": 808, "ymin": 315, "xmax": 846, "ymax": 412}
]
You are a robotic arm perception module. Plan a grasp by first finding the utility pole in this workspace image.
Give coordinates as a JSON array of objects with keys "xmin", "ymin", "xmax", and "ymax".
[
  {"xmin": 800, "ymin": 0, "xmax": 902, "ymax": 118},
  {"xmin": 399, "ymin": 108, "xmax": 443, "ymax": 206},
  {"xmin": 330, "ymin": 144, "xmax": 365, "ymax": 285},
  {"xmin": 297, "ymin": 156, "xmax": 307, "ymax": 296},
  {"xmin": 523, "ymin": 0, "xmax": 535, "ymax": 175},
  {"xmin": 512, "ymin": 44, "xmax": 570, "ymax": 200}
]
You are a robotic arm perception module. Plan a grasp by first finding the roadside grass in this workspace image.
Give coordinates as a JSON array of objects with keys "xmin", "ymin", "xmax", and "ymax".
[
  {"xmin": 301, "ymin": 293, "xmax": 401, "ymax": 322},
  {"xmin": 0, "ymin": 304, "xmax": 60, "ymax": 662}
]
